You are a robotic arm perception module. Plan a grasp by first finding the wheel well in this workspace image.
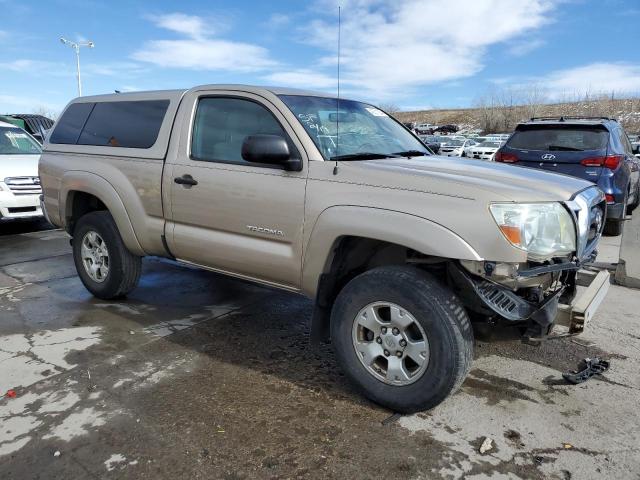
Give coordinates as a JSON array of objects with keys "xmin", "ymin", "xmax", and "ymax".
[
  {"xmin": 66, "ymin": 191, "xmax": 107, "ymax": 235},
  {"xmin": 310, "ymin": 236, "xmax": 446, "ymax": 343}
]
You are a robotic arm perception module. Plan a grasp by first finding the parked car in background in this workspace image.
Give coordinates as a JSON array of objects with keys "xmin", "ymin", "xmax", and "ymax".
[
  {"xmin": 434, "ymin": 124, "xmax": 458, "ymax": 134},
  {"xmin": 0, "ymin": 114, "xmax": 55, "ymax": 144},
  {"xmin": 414, "ymin": 123, "xmax": 435, "ymax": 134},
  {"xmin": 465, "ymin": 140, "xmax": 503, "ymax": 160},
  {"xmin": 495, "ymin": 117, "xmax": 640, "ymax": 235},
  {"xmin": 417, "ymin": 135, "xmax": 440, "ymax": 154},
  {"xmin": 0, "ymin": 121, "xmax": 44, "ymax": 221},
  {"xmin": 440, "ymin": 138, "xmax": 476, "ymax": 157}
]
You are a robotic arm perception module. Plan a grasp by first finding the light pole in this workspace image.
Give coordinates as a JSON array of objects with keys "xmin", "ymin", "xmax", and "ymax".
[{"xmin": 60, "ymin": 37, "xmax": 94, "ymax": 97}]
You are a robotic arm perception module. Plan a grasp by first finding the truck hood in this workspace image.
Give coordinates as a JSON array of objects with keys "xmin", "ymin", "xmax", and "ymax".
[
  {"xmin": 0, "ymin": 154, "xmax": 40, "ymax": 180},
  {"xmin": 348, "ymin": 155, "xmax": 593, "ymax": 203}
]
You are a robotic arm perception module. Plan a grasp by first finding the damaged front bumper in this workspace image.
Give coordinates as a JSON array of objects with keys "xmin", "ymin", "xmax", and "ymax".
[{"xmin": 450, "ymin": 262, "xmax": 610, "ymax": 342}]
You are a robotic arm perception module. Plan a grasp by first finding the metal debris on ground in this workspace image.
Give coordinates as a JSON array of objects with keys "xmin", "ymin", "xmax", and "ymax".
[
  {"xmin": 53, "ymin": 451, "xmax": 61, "ymax": 457},
  {"xmin": 479, "ymin": 437, "xmax": 493, "ymax": 454},
  {"xmin": 562, "ymin": 357, "xmax": 610, "ymax": 384}
]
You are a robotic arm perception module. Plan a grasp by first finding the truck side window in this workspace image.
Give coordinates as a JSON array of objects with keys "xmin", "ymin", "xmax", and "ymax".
[{"xmin": 191, "ymin": 97, "xmax": 295, "ymax": 165}]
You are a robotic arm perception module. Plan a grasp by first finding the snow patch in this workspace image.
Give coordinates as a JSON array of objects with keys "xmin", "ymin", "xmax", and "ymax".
[{"xmin": 104, "ymin": 453, "xmax": 127, "ymax": 471}]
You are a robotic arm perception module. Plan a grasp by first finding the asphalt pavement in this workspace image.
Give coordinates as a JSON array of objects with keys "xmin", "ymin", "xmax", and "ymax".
[{"xmin": 0, "ymin": 226, "xmax": 639, "ymax": 479}]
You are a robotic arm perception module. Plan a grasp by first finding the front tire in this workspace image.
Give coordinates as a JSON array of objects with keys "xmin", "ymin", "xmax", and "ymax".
[
  {"xmin": 330, "ymin": 266, "xmax": 474, "ymax": 413},
  {"xmin": 72, "ymin": 211, "xmax": 142, "ymax": 299}
]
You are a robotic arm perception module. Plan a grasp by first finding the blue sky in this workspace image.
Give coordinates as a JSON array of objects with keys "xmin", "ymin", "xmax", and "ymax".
[{"xmin": 1, "ymin": 0, "xmax": 639, "ymax": 115}]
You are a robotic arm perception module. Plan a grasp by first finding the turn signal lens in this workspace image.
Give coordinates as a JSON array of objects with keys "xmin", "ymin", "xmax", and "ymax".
[{"xmin": 499, "ymin": 225, "xmax": 522, "ymax": 245}]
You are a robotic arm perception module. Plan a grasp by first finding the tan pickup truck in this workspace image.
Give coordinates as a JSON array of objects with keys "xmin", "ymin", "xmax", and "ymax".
[{"xmin": 39, "ymin": 85, "xmax": 610, "ymax": 412}]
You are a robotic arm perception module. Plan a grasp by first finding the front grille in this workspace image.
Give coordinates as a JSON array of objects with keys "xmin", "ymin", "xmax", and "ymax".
[{"xmin": 4, "ymin": 177, "xmax": 42, "ymax": 196}]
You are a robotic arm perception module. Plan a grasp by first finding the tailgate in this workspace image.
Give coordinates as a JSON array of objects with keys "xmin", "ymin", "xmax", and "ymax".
[{"xmin": 514, "ymin": 148, "xmax": 604, "ymax": 181}]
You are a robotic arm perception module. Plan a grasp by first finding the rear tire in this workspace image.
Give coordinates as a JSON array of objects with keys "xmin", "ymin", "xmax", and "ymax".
[
  {"xmin": 330, "ymin": 265, "xmax": 474, "ymax": 413},
  {"xmin": 72, "ymin": 211, "xmax": 142, "ymax": 299}
]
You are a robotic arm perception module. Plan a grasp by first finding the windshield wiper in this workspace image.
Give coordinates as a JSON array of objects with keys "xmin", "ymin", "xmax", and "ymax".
[
  {"xmin": 392, "ymin": 150, "xmax": 430, "ymax": 158},
  {"xmin": 547, "ymin": 145, "xmax": 584, "ymax": 151},
  {"xmin": 329, "ymin": 152, "xmax": 401, "ymax": 161}
]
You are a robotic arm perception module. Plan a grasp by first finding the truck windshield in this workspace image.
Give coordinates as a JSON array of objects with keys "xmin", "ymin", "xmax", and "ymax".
[
  {"xmin": 279, "ymin": 95, "xmax": 429, "ymax": 160},
  {"xmin": 0, "ymin": 127, "xmax": 42, "ymax": 155}
]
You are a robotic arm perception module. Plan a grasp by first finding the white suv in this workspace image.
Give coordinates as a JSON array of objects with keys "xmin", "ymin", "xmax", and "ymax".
[{"xmin": 0, "ymin": 121, "xmax": 43, "ymax": 221}]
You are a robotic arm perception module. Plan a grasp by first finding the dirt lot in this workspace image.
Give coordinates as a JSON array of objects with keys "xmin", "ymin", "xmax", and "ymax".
[{"xmin": 0, "ymin": 224, "xmax": 639, "ymax": 479}]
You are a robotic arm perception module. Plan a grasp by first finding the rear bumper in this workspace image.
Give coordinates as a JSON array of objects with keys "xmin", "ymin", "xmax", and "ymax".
[
  {"xmin": 606, "ymin": 202, "xmax": 625, "ymax": 220},
  {"xmin": 0, "ymin": 192, "xmax": 42, "ymax": 220}
]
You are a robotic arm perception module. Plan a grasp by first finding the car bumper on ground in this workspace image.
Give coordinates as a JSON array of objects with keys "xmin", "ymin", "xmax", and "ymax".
[{"xmin": 0, "ymin": 192, "xmax": 43, "ymax": 220}]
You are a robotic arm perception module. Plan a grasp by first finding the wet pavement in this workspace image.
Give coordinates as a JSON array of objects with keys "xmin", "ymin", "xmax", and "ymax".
[{"xmin": 1, "ymin": 229, "xmax": 639, "ymax": 479}]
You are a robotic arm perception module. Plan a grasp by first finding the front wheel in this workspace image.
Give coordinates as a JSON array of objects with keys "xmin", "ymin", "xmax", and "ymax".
[
  {"xmin": 72, "ymin": 211, "xmax": 142, "ymax": 299},
  {"xmin": 330, "ymin": 266, "xmax": 474, "ymax": 413}
]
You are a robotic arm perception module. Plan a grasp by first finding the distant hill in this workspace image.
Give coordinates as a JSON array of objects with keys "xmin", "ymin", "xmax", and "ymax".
[{"xmin": 395, "ymin": 97, "xmax": 640, "ymax": 135}]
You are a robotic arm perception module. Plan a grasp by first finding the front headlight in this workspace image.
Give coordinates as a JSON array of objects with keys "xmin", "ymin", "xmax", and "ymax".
[{"xmin": 490, "ymin": 203, "xmax": 576, "ymax": 261}]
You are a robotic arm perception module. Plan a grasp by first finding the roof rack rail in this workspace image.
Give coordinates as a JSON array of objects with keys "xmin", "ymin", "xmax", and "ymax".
[{"xmin": 529, "ymin": 116, "xmax": 615, "ymax": 122}]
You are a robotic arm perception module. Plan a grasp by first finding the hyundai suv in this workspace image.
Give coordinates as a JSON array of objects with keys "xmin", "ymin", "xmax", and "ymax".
[{"xmin": 495, "ymin": 117, "xmax": 640, "ymax": 235}]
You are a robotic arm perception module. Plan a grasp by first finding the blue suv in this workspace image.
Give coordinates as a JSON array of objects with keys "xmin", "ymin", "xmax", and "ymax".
[{"xmin": 495, "ymin": 117, "xmax": 640, "ymax": 235}]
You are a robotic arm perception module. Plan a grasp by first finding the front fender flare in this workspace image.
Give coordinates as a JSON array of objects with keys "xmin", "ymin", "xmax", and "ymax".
[{"xmin": 301, "ymin": 206, "xmax": 482, "ymax": 297}]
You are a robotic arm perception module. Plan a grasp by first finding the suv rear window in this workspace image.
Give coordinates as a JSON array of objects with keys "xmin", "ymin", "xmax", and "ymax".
[
  {"xmin": 50, "ymin": 100, "xmax": 169, "ymax": 148},
  {"xmin": 508, "ymin": 127, "xmax": 609, "ymax": 151}
]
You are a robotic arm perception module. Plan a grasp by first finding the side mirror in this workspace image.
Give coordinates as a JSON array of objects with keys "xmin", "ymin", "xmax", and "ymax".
[
  {"xmin": 633, "ymin": 145, "xmax": 640, "ymax": 154},
  {"xmin": 241, "ymin": 134, "xmax": 301, "ymax": 171}
]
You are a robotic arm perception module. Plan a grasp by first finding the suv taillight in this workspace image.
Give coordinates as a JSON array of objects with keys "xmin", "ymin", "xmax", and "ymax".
[
  {"xmin": 580, "ymin": 155, "xmax": 623, "ymax": 169},
  {"xmin": 494, "ymin": 151, "xmax": 518, "ymax": 163}
]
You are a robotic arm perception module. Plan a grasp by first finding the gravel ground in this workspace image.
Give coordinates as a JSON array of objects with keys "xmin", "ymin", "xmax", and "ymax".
[{"xmin": 0, "ymin": 228, "xmax": 638, "ymax": 480}]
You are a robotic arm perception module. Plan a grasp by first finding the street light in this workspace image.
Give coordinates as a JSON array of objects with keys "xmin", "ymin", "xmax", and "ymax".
[{"xmin": 60, "ymin": 37, "xmax": 94, "ymax": 97}]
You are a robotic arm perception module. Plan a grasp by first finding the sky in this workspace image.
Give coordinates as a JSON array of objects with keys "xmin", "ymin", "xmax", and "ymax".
[{"xmin": 1, "ymin": 0, "xmax": 639, "ymax": 115}]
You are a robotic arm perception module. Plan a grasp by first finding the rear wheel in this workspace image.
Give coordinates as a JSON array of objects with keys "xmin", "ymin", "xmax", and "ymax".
[
  {"xmin": 330, "ymin": 266, "xmax": 473, "ymax": 413},
  {"xmin": 72, "ymin": 211, "xmax": 142, "ymax": 299},
  {"xmin": 604, "ymin": 219, "xmax": 623, "ymax": 236}
]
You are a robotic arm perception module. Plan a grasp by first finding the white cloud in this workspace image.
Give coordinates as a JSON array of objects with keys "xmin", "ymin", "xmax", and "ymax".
[
  {"xmin": 263, "ymin": 69, "xmax": 336, "ymax": 90},
  {"xmin": 285, "ymin": 0, "xmax": 559, "ymax": 100},
  {"xmin": 507, "ymin": 38, "xmax": 545, "ymax": 57},
  {"xmin": 0, "ymin": 94, "xmax": 63, "ymax": 114},
  {"xmin": 542, "ymin": 62, "xmax": 640, "ymax": 98},
  {"xmin": 0, "ymin": 59, "xmax": 61, "ymax": 72},
  {"xmin": 492, "ymin": 62, "xmax": 640, "ymax": 101},
  {"xmin": 267, "ymin": 13, "xmax": 291, "ymax": 27},
  {"xmin": 146, "ymin": 12, "xmax": 209, "ymax": 39},
  {"xmin": 133, "ymin": 13, "xmax": 276, "ymax": 72}
]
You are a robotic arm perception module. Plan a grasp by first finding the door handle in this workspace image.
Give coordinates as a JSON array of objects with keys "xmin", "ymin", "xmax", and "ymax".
[{"xmin": 174, "ymin": 174, "xmax": 198, "ymax": 187}]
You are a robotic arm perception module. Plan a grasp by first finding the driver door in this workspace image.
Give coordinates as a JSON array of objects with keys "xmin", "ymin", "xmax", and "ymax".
[{"xmin": 164, "ymin": 91, "xmax": 308, "ymax": 290}]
